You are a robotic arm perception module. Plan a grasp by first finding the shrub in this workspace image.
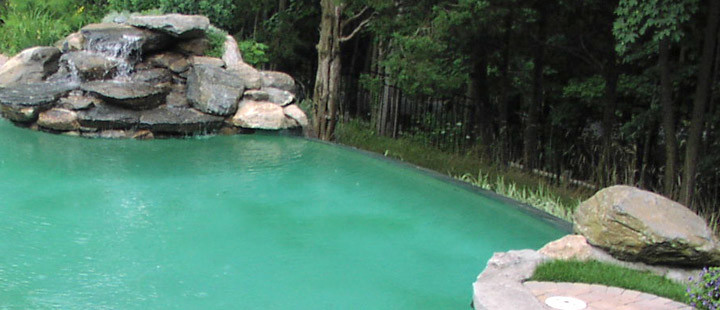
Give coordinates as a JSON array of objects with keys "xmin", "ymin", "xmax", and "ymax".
[
  {"xmin": 687, "ymin": 267, "xmax": 720, "ymax": 310},
  {"xmin": 238, "ymin": 39, "xmax": 269, "ymax": 67},
  {"xmin": 0, "ymin": 0, "xmax": 102, "ymax": 54},
  {"xmin": 204, "ymin": 26, "xmax": 227, "ymax": 58}
]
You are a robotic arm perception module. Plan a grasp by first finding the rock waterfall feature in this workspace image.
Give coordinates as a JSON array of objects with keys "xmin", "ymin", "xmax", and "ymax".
[{"xmin": 0, "ymin": 14, "xmax": 307, "ymax": 139}]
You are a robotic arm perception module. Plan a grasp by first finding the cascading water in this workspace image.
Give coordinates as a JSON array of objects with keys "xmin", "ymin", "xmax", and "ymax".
[
  {"xmin": 84, "ymin": 34, "xmax": 142, "ymax": 81},
  {"xmin": 55, "ymin": 34, "xmax": 143, "ymax": 83}
]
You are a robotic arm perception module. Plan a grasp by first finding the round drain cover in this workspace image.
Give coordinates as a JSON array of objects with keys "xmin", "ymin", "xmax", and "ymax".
[{"xmin": 544, "ymin": 296, "xmax": 587, "ymax": 310}]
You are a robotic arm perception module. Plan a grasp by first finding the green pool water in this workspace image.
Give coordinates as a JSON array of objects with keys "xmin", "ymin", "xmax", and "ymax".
[{"xmin": 0, "ymin": 120, "xmax": 566, "ymax": 309}]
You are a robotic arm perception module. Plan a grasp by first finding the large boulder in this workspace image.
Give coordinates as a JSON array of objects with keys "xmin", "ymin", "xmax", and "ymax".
[
  {"xmin": 0, "ymin": 47, "xmax": 61, "ymax": 86},
  {"xmin": 80, "ymin": 23, "xmax": 170, "ymax": 56},
  {"xmin": 127, "ymin": 14, "xmax": 210, "ymax": 39},
  {"xmin": 139, "ymin": 106, "xmax": 224, "ymax": 134},
  {"xmin": 574, "ymin": 185, "xmax": 720, "ymax": 266},
  {"xmin": 186, "ymin": 64, "xmax": 244, "ymax": 116},
  {"xmin": 231, "ymin": 100, "xmax": 299, "ymax": 130},
  {"xmin": 82, "ymin": 81, "xmax": 169, "ymax": 110}
]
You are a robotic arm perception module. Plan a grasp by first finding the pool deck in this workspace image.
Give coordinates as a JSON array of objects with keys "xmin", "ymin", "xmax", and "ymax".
[
  {"xmin": 471, "ymin": 250, "xmax": 693, "ymax": 310},
  {"xmin": 523, "ymin": 281, "xmax": 691, "ymax": 310}
]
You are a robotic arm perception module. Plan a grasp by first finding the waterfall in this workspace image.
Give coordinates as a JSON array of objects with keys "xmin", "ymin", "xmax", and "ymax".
[{"xmin": 84, "ymin": 34, "xmax": 142, "ymax": 81}]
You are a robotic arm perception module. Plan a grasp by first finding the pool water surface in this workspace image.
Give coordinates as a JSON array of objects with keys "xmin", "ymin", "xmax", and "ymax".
[{"xmin": 0, "ymin": 120, "xmax": 566, "ymax": 309}]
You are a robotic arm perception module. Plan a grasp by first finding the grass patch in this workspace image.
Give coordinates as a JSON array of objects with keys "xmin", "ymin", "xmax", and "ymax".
[
  {"xmin": 530, "ymin": 260, "xmax": 689, "ymax": 303},
  {"xmin": 335, "ymin": 120, "xmax": 591, "ymax": 219}
]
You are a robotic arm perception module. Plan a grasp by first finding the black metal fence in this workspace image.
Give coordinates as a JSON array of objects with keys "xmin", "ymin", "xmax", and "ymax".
[{"xmin": 338, "ymin": 74, "xmax": 479, "ymax": 152}]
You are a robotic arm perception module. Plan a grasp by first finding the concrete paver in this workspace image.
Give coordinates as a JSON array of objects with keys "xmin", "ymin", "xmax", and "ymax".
[{"xmin": 523, "ymin": 281, "xmax": 692, "ymax": 310}]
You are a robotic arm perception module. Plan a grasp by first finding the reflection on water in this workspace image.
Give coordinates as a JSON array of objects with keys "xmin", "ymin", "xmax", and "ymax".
[{"xmin": 0, "ymin": 120, "xmax": 564, "ymax": 309}]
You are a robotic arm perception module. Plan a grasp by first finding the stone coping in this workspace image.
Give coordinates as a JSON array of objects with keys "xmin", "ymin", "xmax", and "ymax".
[{"xmin": 471, "ymin": 248, "xmax": 694, "ymax": 310}]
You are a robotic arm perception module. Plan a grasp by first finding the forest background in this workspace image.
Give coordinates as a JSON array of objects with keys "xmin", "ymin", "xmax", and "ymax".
[{"xmin": 1, "ymin": 0, "xmax": 719, "ymax": 227}]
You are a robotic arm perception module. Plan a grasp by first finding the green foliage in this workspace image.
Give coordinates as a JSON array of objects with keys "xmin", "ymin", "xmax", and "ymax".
[
  {"xmin": 106, "ymin": 0, "xmax": 239, "ymax": 31},
  {"xmin": 204, "ymin": 26, "xmax": 227, "ymax": 58},
  {"xmin": 687, "ymin": 267, "xmax": 720, "ymax": 309},
  {"xmin": 531, "ymin": 260, "xmax": 689, "ymax": 303},
  {"xmin": 0, "ymin": 0, "xmax": 102, "ymax": 54},
  {"xmin": 457, "ymin": 171, "xmax": 575, "ymax": 221},
  {"xmin": 613, "ymin": 0, "xmax": 699, "ymax": 55},
  {"xmin": 335, "ymin": 120, "xmax": 591, "ymax": 209},
  {"xmin": 238, "ymin": 39, "xmax": 269, "ymax": 67}
]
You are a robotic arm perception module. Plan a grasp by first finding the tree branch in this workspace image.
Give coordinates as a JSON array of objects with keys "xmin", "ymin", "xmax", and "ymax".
[
  {"xmin": 340, "ymin": 16, "xmax": 373, "ymax": 42},
  {"xmin": 342, "ymin": 6, "xmax": 370, "ymax": 28}
]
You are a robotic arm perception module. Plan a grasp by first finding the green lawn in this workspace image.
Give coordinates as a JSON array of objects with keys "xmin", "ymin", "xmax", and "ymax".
[{"xmin": 530, "ymin": 260, "xmax": 688, "ymax": 303}]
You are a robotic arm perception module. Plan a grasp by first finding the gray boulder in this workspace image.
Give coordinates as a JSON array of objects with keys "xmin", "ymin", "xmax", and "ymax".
[
  {"xmin": 265, "ymin": 87, "xmax": 295, "ymax": 106},
  {"xmin": 231, "ymin": 100, "xmax": 299, "ymax": 130},
  {"xmin": 186, "ymin": 64, "xmax": 244, "ymax": 116},
  {"xmin": 127, "ymin": 14, "xmax": 210, "ymax": 39},
  {"xmin": 0, "ymin": 47, "xmax": 61, "ymax": 86},
  {"xmin": 260, "ymin": 71, "xmax": 295, "ymax": 92},
  {"xmin": 38, "ymin": 108, "xmax": 80, "ymax": 131},
  {"xmin": 82, "ymin": 81, "xmax": 169, "ymax": 110},
  {"xmin": 574, "ymin": 185, "xmax": 720, "ymax": 266},
  {"xmin": 139, "ymin": 106, "xmax": 224, "ymax": 134},
  {"xmin": 77, "ymin": 103, "xmax": 140, "ymax": 129},
  {"xmin": 176, "ymin": 37, "xmax": 209, "ymax": 56}
]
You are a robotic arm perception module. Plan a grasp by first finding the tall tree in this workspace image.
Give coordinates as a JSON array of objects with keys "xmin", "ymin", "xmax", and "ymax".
[
  {"xmin": 681, "ymin": 0, "xmax": 720, "ymax": 206},
  {"xmin": 313, "ymin": 1, "xmax": 376, "ymax": 140},
  {"xmin": 613, "ymin": 0, "xmax": 699, "ymax": 197}
]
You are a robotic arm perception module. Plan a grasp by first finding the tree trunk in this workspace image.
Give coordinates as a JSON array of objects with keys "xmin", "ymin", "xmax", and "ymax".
[
  {"xmin": 680, "ymin": 0, "xmax": 720, "ymax": 206},
  {"xmin": 598, "ymin": 63, "xmax": 619, "ymax": 187},
  {"xmin": 659, "ymin": 38, "xmax": 678, "ymax": 197},
  {"xmin": 498, "ymin": 10, "xmax": 513, "ymax": 165},
  {"xmin": 468, "ymin": 41, "xmax": 492, "ymax": 146},
  {"xmin": 312, "ymin": 0, "xmax": 342, "ymax": 141},
  {"xmin": 523, "ymin": 4, "xmax": 546, "ymax": 171}
]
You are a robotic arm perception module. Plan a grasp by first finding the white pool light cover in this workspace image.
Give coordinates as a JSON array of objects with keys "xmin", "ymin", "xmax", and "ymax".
[{"xmin": 544, "ymin": 296, "xmax": 587, "ymax": 310}]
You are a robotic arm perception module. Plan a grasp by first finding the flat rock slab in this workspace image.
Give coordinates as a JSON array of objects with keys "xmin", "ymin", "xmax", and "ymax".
[
  {"xmin": 128, "ymin": 14, "xmax": 209, "ymax": 39},
  {"xmin": 82, "ymin": 81, "xmax": 169, "ymax": 110},
  {"xmin": 81, "ymin": 23, "xmax": 170, "ymax": 55},
  {"xmin": 0, "ymin": 82, "xmax": 77, "ymax": 107},
  {"xmin": 186, "ymin": 64, "xmax": 244, "ymax": 116},
  {"xmin": 77, "ymin": 103, "xmax": 140, "ymax": 129},
  {"xmin": 139, "ymin": 106, "xmax": 224, "ymax": 134}
]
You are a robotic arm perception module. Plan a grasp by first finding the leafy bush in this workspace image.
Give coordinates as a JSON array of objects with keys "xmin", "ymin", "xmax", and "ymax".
[
  {"xmin": 0, "ymin": 0, "xmax": 102, "ymax": 55},
  {"xmin": 687, "ymin": 267, "xmax": 720, "ymax": 310},
  {"xmin": 238, "ymin": 39, "xmax": 269, "ymax": 67},
  {"xmin": 106, "ymin": 0, "xmax": 239, "ymax": 31},
  {"xmin": 204, "ymin": 26, "xmax": 227, "ymax": 58}
]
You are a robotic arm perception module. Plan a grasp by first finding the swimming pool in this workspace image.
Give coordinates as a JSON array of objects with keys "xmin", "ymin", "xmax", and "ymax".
[{"xmin": 0, "ymin": 120, "xmax": 566, "ymax": 309}]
